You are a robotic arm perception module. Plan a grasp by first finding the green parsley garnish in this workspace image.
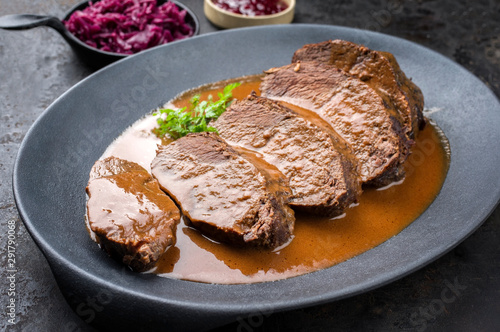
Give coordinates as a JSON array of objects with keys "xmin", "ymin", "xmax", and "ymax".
[{"xmin": 153, "ymin": 82, "xmax": 241, "ymax": 139}]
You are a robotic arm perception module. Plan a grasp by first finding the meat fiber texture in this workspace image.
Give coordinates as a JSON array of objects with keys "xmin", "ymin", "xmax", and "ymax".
[
  {"xmin": 261, "ymin": 61, "xmax": 412, "ymax": 187},
  {"xmin": 292, "ymin": 39, "xmax": 425, "ymax": 140},
  {"xmin": 151, "ymin": 132, "xmax": 295, "ymax": 248},
  {"xmin": 214, "ymin": 93, "xmax": 362, "ymax": 217},
  {"xmin": 86, "ymin": 156, "xmax": 180, "ymax": 272}
]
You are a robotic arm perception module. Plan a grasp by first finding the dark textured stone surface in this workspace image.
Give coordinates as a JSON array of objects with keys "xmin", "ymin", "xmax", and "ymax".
[{"xmin": 0, "ymin": 0, "xmax": 498, "ymax": 331}]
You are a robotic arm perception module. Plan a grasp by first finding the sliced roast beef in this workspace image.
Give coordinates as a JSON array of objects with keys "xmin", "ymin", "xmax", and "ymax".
[
  {"xmin": 86, "ymin": 157, "xmax": 180, "ymax": 272},
  {"xmin": 260, "ymin": 61, "xmax": 412, "ymax": 186},
  {"xmin": 213, "ymin": 93, "xmax": 361, "ymax": 217},
  {"xmin": 151, "ymin": 132, "xmax": 295, "ymax": 248},
  {"xmin": 292, "ymin": 39, "xmax": 425, "ymax": 138}
]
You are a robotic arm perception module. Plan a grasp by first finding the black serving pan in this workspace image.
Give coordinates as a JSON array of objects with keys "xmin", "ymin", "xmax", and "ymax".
[
  {"xmin": 0, "ymin": 0, "xmax": 200, "ymax": 69},
  {"xmin": 13, "ymin": 25, "xmax": 500, "ymax": 331}
]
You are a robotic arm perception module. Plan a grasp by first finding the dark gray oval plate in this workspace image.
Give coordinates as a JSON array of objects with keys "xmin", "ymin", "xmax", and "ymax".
[{"xmin": 13, "ymin": 24, "xmax": 500, "ymax": 331}]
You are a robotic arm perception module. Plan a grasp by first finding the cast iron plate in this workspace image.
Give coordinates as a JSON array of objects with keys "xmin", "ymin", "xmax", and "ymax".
[{"xmin": 13, "ymin": 25, "xmax": 500, "ymax": 331}]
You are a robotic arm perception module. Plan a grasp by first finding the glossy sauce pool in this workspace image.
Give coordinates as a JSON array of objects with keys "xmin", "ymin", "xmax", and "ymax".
[{"xmin": 102, "ymin": 75, "xmax": 450, "ymax": 284}]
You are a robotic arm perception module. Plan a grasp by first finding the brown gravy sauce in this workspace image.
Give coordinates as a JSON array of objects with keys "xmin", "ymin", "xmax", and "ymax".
[{"xmin": 102, "ymin": 75, "xmax": 450, "ymax": 284}]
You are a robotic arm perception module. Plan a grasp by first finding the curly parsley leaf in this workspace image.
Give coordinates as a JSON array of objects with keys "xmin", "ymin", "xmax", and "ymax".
[{"xmin": 153, "ymin": 82, "xmax": 241, "ymax": 140}]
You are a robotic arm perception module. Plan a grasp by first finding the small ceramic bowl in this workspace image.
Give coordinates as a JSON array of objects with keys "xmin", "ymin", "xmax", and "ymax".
[
  {"xmin": 204, "ymin": 0, "xmax": 295, "ymax": 29},
  {"xmin": 0, "ymin": 0, "xmax": 200, "ymax": 69}
]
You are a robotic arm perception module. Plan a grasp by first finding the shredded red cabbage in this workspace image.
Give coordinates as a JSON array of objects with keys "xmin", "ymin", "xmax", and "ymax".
[{"xmin": 64, "ymin": 0, "xmax": 194, "ymax": 54}]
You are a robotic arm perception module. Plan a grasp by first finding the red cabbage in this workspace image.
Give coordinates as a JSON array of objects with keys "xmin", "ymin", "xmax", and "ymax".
[{"xmin": 64, "ymin": 0, "xmax": 194, "ymax": 54}]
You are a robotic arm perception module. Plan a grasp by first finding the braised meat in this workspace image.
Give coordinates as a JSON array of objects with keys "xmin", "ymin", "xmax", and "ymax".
[
  {"xmin": 260, "ymin": 61, "xmax": 412, "ymax": 186},
  {"xmin": 86, "ymin": 157, "xmax": 180, "ymax": 272},
  {"xmin": 292, "ymin": 39, "xmax": 425, "ymax": 139},
  {"xmin": 213, "ymin": 93, "xmax": 361, "ymax": 216},
  {"xmin": 151, "ymin": 132, "xmax": 295, "ymax": 248}
]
